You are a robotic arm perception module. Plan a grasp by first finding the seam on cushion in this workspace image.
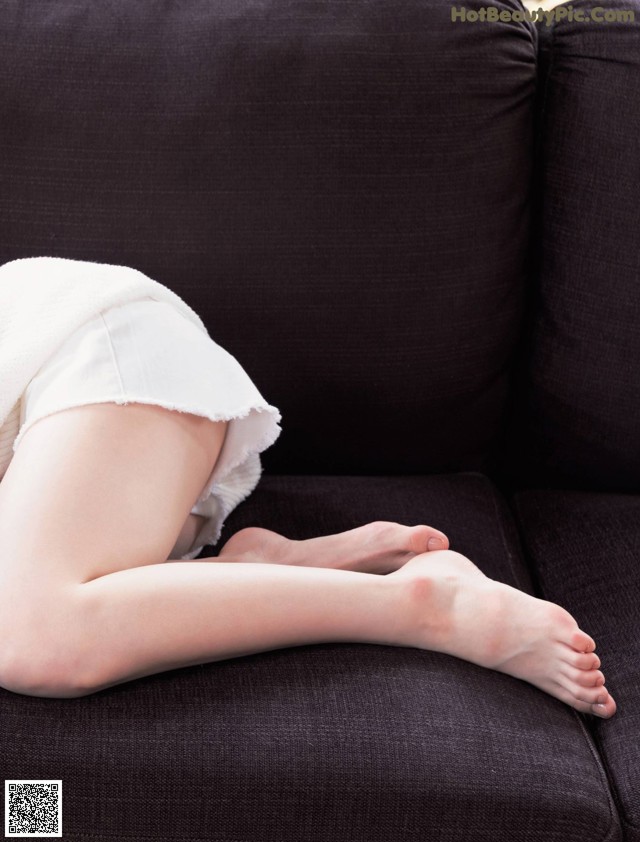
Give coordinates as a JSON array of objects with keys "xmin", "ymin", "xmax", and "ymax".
[
  {"xmin": 528, "ymin": 18, "xmax": 555, "ymax": 266},
  {"xmin": 572, "ymin": 712, "xmax": 625, "ymax": 840},
  {"xmin": 482, "ymin": 471, "xmax": 535, "ymax": 593},
  {"xmin": 517, "ymin": 0, "xmax": 539, "ymax": 72},
  {"xmin": 604, "ymin": 747, "xmax": 638, "ymax": 832},
  {"xmin": 503, "ymin": 487, "xmax": 548, "ymax": 598},
  {"xmin": 537, "ymin": 18, "xmax": 555, "ymax": 153},
  {"xmin": 535, "ymin": 17, "xmax": 555, "ymax": 214},
  {"xmin": 509, "ymin": 492, "xmax": 624, "ymax": 839}
]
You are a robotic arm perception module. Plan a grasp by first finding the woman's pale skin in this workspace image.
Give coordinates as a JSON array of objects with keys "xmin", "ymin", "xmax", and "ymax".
[{"xmin": 0, "ymin": 402, "xmax": 617, "ymax": 719}]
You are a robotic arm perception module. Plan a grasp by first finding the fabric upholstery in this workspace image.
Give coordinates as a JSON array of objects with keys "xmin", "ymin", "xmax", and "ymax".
[
  {"xmin": 0, "ymin": 473, "xmax": 622, "ymax": 841},
  {"xmin": 0, "ymin": 0, "xmax": 537, "ymax": 476},
  {"xmin": 493, "ymin": 0, "xmax": 640, "ymax": 494},
  {"xmin": 0, "ymin": 0, "xmax": 637, "ymax": 839},
  {"xmin": 512, "ymin": 489, "xmax": 640, "ymax": 842}
]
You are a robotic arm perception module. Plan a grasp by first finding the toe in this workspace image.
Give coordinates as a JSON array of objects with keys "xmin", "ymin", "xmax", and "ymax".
[
  {"xmin": 560, "ymin": 665, "xmax": 605, "ymax": 687},
  {"xmin": 559, "ymin": 645, "xmax": 600, "ymax": 671},
  {"xmin": 547, "ymin": 681, "xmax": 617, "ymax": 719},
  {"xmin": 572, "ymin": 695, "xmax": 607, "ymax": 716},
  {"xmin": 547, "ymin": 680, "xmax": 601, "ymax": 715},
  {"xmin": 409, "ymin": 525, "xmax": 448, "ymax": 554},
  {"xmin": 592, "ymin": 693, "xmax": 617, "ymax": 719},
  {"xmin": 572, "ymin": 652, "xmax": 601, "ymax": 671},
  {"xmin": 570, "ymin": 629, "xmax": 597, "ymax": 653},
  {"xmin": 570, "ymin": 683, "xmax": 609, "ymax": 705},
  {"xmin": 554, "ymin": 665, "xmax": 609, "ymax": 702}
]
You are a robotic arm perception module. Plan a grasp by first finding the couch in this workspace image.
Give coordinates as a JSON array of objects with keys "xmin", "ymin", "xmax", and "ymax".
[{"xmin": 1, "ymin": 0, "xmax": 638, "ymax": 839}]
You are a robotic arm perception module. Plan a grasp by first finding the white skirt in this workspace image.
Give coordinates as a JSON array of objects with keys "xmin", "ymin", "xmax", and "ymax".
[{"xmin": 13, "ymin": 296, "xmax": 282, "ymax": 559}]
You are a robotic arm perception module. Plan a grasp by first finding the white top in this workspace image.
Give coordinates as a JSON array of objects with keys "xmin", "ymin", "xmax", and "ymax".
[
  {"xmin": 0, "ymin": 256, "xmax": 212, "ymax": 482},
  {"xmin": 0, "ymin": 257, "xmax": 283, "ymax": 559}
]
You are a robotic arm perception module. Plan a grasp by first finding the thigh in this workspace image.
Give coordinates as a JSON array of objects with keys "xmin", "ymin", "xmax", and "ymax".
[
  {"xmin": 169, "ymin": 513, "xmax": 208, "ymax": 560},
  {"xmin": 0, "ymin": 402, "xmax": 227, "ymax": 589}
]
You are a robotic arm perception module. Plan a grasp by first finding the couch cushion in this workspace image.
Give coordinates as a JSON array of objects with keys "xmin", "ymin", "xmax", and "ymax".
[
  {"xmin": 493, "ymin": 0, "xmax": 640, "ymax": 493},
  {"xmin": 1, "ymin": 473, "xmax": 621, "ymax": 840},
  {"xmin": 512, "ymin": 488, "xmax": 640, "ymax": 842},
  {"xmin": 0, "ymin": 0, "xmax": 537, "ymax": 475}
]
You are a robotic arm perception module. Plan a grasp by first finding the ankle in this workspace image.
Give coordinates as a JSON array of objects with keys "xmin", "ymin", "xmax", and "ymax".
[
  {"xmin": 389, "ymin": 554, "xmax": 465, "ymax": 651},
  {"xmin": 365, "ymin": 574, "xmax": 418, "ymax": 648}
]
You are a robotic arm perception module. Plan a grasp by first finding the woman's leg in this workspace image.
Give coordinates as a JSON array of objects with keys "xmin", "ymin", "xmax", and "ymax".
[
  {"xmin": 7, "ymin": 558, "xmax": 408, "ymax": 698},
  {"xmin": 169, "ymin": 514, "xmax": 208, "ymax": 560},
  {"xmin": 0, "ymin": 547, "xmax": 617, "ymax": 720},
  {"xmin": 0, "ymin": 402, "xmax": 229, "ymax": 584},
  {"xmin": 0, "ymin": 402, "xmax": 616, "ymax": 717},
  {"xmin": 0, "ymin": 401, "xmax": 407, "ymax": 699}
]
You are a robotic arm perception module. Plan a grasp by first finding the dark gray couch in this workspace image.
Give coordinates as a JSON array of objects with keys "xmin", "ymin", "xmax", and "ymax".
[{"xmin": 1, "ymin": 1, "xmax": 638, "ymax": 839}]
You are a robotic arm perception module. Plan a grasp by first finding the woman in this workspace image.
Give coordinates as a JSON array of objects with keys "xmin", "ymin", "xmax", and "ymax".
[{"xmin": 0, "ymin": 257, "xmax": 616, "ymax": 719}]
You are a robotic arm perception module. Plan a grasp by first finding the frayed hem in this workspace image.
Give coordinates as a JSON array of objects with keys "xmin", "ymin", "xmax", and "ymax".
[{"xmin": 195, "ymin": 417, "xmax": 282, "ymax": 505}]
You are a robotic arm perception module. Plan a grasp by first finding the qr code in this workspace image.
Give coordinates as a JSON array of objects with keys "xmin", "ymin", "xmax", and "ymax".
[{"xmin": 5, "ymin": 780, "xmax": 62, "ymax": 838}]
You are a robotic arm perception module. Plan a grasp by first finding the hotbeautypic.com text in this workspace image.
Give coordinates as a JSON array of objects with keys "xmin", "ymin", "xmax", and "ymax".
[{"xmin": 451, "ymin": 5, "xmax": 635, "ymax": 25}]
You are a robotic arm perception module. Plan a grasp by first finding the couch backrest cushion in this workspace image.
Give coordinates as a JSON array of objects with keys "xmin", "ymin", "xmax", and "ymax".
[
  {"xmin": 494, "ymin": 0, "xmax": 640, "ymax": 492},
  {"xmin": 0, "ymin": 0, "xmax": 537, "ymax": 475}
]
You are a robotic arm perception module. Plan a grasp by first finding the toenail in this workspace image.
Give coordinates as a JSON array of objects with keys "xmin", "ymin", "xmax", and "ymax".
[
  {"xmin": 593, "ymin": 703, "xmax": 608, "ymax": 716},
  {"xmin": 428, "ymin": 537, "xmax": 444, "ymax": 550}
]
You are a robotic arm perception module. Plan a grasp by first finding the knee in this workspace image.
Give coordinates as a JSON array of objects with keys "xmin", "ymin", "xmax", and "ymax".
[
  {"xmin": 0, "ymin": 636, "xmax": 95, "ymax": 699},
  {"xmin": 0, "ymin": 596, "xmax": 98, "ymax": 699}
]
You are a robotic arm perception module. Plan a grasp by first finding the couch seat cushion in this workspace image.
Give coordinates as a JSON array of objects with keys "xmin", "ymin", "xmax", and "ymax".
[{"xmin": 1, "ymin": 473, "xmax": 621, "ymax": 841}]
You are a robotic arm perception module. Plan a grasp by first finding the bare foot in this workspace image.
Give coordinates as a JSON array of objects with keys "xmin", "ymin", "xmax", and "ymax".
[
  {"xmin": 388, "ymin": 550, "xmax": 617, "ymax": 719},
  {"xmin": 217, "ymin": 521, "xmax": 450, "ymax": 574}
]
